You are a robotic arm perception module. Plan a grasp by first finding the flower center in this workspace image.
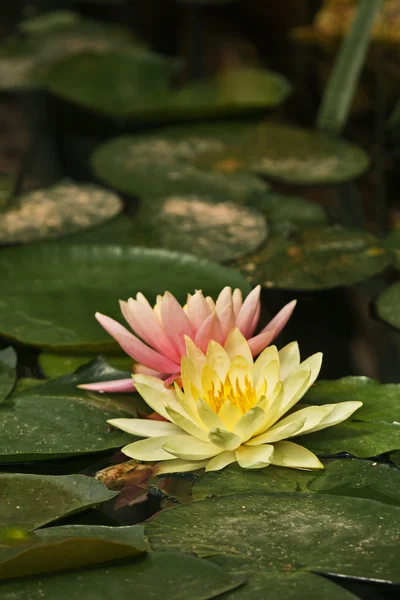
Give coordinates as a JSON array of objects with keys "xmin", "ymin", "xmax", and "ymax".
[{"xmin": 205, "ymin": 375, "xmax": 259, "ymax": 415}]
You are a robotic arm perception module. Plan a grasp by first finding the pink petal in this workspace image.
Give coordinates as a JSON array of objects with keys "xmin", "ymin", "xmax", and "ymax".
[
  {"xmin": 232, "ymin": 288, "xmax": 243, "ymax": 316},
  {"xmin": 160, "ymin": 292, "xmax": 195, "ymax": 356},
  {"xmin": 186, "ymin": 290, "xmax": 213, "ymax": 332},
  {"xmin": 215, "ymin": 287, "xmax": 232, "ymax": 314},
  {"xmin": 133, "ymin": 364, "xmax": 164, "ymax": 377},
  {"xmin": 247, "ymin": 302, "xmax": 261, "ymax": 338},
  {"xmin": 78, "ymin": 378, "xmax": 135, "ymax": 392},
  {"xmin": 259, "ymin": 300, "xmax": 297, "ymax": 340},
  {"xmin": 194, "ymin": 312, "xmax": 224, "ymax": 353},
  {"xmin": 247, "ymin": 329, "xmax": 276, "ymax": 357},
  {"xmin": 95, "ymin": 312, "xmax": 180, "ymax": 374},
  {"xmin": 236, "ymin": 286, "xmax": 261, "ymax": 338},
  {"xmin": 216, "ymin": 302, "xmax": 235, "ymax": 342},
  {"xmin": 164, "ymin": 373, "xmax": 181, "ymax": 386},
  {"xmin": 122, "ymin": 298, "xmax": 181, "ymax": 363}
]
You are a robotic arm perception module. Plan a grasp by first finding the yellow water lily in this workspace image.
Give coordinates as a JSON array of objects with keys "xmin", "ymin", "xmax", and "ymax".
[{"xmin": 108, "ymin": 329, "xmax": 362, "ymax": 473}]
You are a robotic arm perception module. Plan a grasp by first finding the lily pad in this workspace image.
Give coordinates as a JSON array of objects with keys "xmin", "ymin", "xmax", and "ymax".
[
  {"xmin": 375, "ymin": 282, "xmax": 400, "ymax": 331},
  {"xmin": 391, "ymin": 451, "xmax": 400, "ymax": 468},
  {"xmin": 48, "ymin": 52, "xmax": 290, "ymax": 120},
  {"xmin": 0, "ymin": 550, "xmax": 244, "ymax": 600},
  {"xmin": 0, "ymin": 348, "xmax": 17, "ymax": 404},
  {"xmin": 0, "ymin": 525, "xmax": 146, "ymax": 580},
  {"xmin": 39, "ymin": 352, "xmax": 131, "ymax": 379},
  {"xmin": 299, "ymin": 376, "xmax": 400, "ymax": 457},
  {"xmin": 0, "ymin": 13, "xmax": 142, "ymax": 90},
  {"xmin": 193, "ymin": 459, "xmax": 400, "ymax": 507},
  {"xmin": 384, "ymin": 229, "xmax": 400, "ymax": 270},
  {"xmin": 66, "ymin": 195, "xmax": 267, "ymax": 262},
  {"xmin": 0, "ymin": 357, "xmax": 145, "ymax": 463},
  {"xmin": 0, "ymin": 473, "xmax": 117, "ymax": 530},
  {"xmin": 236, "ymin": 226, "xmax": 391, "ymax": 290},
  {"xmin": 0, "ymin": 181, "xmax": 122, "ymax": 245},
  {"xmin": 147, "ymin": 493, "xmax": 400, "ymax": 595},
  {"xmin": 0, "ymin": 244, "xmax": 250, "ymax": 351}
]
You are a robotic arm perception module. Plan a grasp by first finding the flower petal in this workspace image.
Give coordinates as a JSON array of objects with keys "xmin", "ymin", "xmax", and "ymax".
[
  {"xmin": 253, "ymin": 346, "xmax": 279, "ymax": 387},
  {"xmin": 122, "ymin": 436, "xmax": 178, "ymax": 461},
  {"xmin": 162, "ymin": 436, "xmax": 222, "ymax": 460},
  {"xmin": 234, "ymin": 407, "xmax": 266, "ymax": 442},
  {"xmin": 206, "ymin": 341, "xmax": 231, "ymax": 380},
  {"xmin": 161, "ymin": 291, "xmax": 195, "ymax": 356},
  {"xmin": 197, "ymin": 397, "xmax": 226, "ymax": 430},
  {"xmin": 96, "ymin": 312, "xmax": 180, "ymax": 374},
  {"xmin": 232, "ymin": 288, "xmax": 243, "ymax": 316},
  {"xmin": 261, "ymin": 300, "xmax": 297, "ymax": 339},
  {"xmin": 206, "ymin": 451, "xmax": 236, "ymax": 472},
  {"xmin": 246, "ymin": 417, "xmax": 307, "ymax": 445},
  {"xmin": 247, "ymin": 301, "xmax": 261, "ymax": 338},
  {"xmin": 300, "ymin": 401, "xmax": 363, "ymax": 434},
  {"xmin": 186, "ymin": 290, "xmax": 213, "ymax": 332},
  {"xmin": 279, "ymin": 341, "xmax": 300, "ymax": 381},
  {"xmin": 122, "ymin": 298, "xmax": 181, "ymax": 363},
  {"xmin": 270, "ymin": 441, "xmax": 323, "ymax": 470},
  {"xmin": 107, "ymin": 418, "xmax": 182, "ymax": 437},
  {"xmin": 236, "ymin": 286, "xmax": 261, "ymax": 338},
  {"xmin": 235, "ymin": 444, "xmax": 274, "ymax": 469},
  {"xmin": 78, "ymin": 378, "xmax": 134, "ymax": 393},
  {"xmin": 224, "ymin": 328, "xmax": 253, "ymax": 364},
  {"xmin": 165, "ymin": 406, "xmax": 209, "ymax": 441},
  {"xmin": 208, "ymin": 428, "xmax": 242, "ymax": 450},
  {"xmin": 218, "ymin": 400, "xmax": 242, "ymax": 430},
  {"xmin": 247, "ymin": 329, "xmax": 276, "ymax": 357},
  {"xmin": 134, "ymin": 374, "xmax": 182, "ymax": 420},
  {"xmin": 156, "ymin": 458, "xmax": 209, "ymax": 475},
  {"xmin": 216, "ymin": 302, "xmax": 236, "ymax": 342},
  {"xmin": 194, "ymin": 312, "xmax": 224, "ymax": 352}
]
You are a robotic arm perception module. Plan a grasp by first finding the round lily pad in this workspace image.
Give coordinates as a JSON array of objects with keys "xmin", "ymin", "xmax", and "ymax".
[
  {"xmin": 48, "ymin": 51, "xmax": 290, "ymax": 120},
  {"xmin": 64, "ymin": 194, "xmax": 268, "ymax": 263},
  {"xmin": 0, "ymin": 244, "xmax": 250, "ymax": 350},
  {"xmin": 0, "ymin": 181, "xmax": 122, "ymax": 245},
  {"xmin": 375, "ymin": 282, "xmax": 400, "ymax": 331},
  {"xmin": 236, "ymin": 226, "xmax": 391, "ymax": 290},
  {"xmin": 147, "ymin": 493, "xmax": 400, "ymax": 595},
  {"xmin": 0, "ymin": 13, "xmax": 141, "ymax": 90}
]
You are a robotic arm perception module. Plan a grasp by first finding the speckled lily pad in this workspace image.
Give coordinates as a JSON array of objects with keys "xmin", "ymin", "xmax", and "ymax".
[
  {"xmin": 236, "ymin": 226, "xmax": 391, "ymax": 290},
  {"xmin": 0, "ymin": 181, "xmax": 122, "ymax": 244}
]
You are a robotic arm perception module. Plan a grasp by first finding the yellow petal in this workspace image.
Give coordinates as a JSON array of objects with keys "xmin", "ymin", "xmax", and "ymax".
[
  {"xmin": 235, "ymin": 444, "xmax": 274, "ymax": 469},
  {"xmin": 157, "ymin": 458, "xmax": 209, "ymax": 475},
  {"xmin": 266, "ymin": 365, "xmax": 311, "ymax": 428},
  {"xmin": 107, "ymin": 418, "xmax": 182, "ymax": 438},
  {"xmin": 218, "ymin": 400, "xmax": 242, "ymax": 430},
  {"xmin": 185, "ymin": 336, "xmax": 206, "ymax": 372},
  {"xmin": 279, "ymin": 342, "xmax": 300, "ymax": 380},
  {"xmin": 246, "ymin": 418, "xmax": 306, "ymax": 445},
  {"xmin": 256, "ymin": 359, "xmax": 279, "ymax": 398},
  {"xmin": 206, "ymin": 340, "xmax": 231, "ymax": 380},
  {"xmin": 165, "ymin": 406, "xmax": 209, "ymax": 441},
  {"xmin": 197, "ymin": 397, "xmax": 226, "ymax": 430},
  {"xmin": 201, "ymin": 364, "xmax": 221, "ymax": 399},
  {"xmin": 162, "ymin": 436, "xmax": 222, "ymax": 460},
  {"xmin": 208, "ymin": 428, "xmax": 242, "ymax": 450},
  {"xmin": 224, "ymin": 328, "xmax": 253, "ymax": 364},
  {"xmin": 205, "ymin": 451, "xmax": 236, "ymax": 472},
  {"xmin": 253, "ymin": 346, "xmax": 279, "ymax": 386},
  {"xmin": 300, "ymin": 401, "xmax": 363, "ymax": 434},
  {"xmin": 234, "ymin": 407, "xmax": 266, "ymax": 442},
  {"xmin": 267, "ymin": 405, "xmax": 335, "ymax": 439},
  {"xmin": 122, "ymin": 435, "xmax": 179, "ymax": 461},
  {"xmin": 270, "ymin": 441, "xmax": 323, "ymax": 470},
  {"xmin": 227, "ymin": 355, "xmax": 252, "ymax": 389},
  {"xmin": 134, "ymin": 375, "xmax": 181, "ymax": 421}
]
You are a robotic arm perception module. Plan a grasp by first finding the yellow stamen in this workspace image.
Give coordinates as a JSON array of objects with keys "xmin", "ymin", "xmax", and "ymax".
[{"xmin": 204, "ymin": 373, "xmax": 258, "ymax": 415}]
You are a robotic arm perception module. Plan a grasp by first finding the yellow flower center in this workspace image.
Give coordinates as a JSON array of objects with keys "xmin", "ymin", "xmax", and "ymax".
[{"xmin": 205, "ymin": 375, "xmax": 262, "ymax": 415}]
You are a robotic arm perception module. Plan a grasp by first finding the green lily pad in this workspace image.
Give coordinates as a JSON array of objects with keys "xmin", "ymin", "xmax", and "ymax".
[
  {"xmin": 193, "ymin": 459, "xmax": 400, "ymax": 507},
  {"xmin": 384, "ymin": 229, "xmax": 400, "ymax": 270},
  {"xmin": 298, "ymin": 377, "xmax": 400, "ymax": 457},
  {"xmin": 236, "ymin": 226, "xmax": 391, "ymax": 290},
  {"xmin": 0, "ymin": 473, "xmax": 118, "ymax": 530},
  {"xmin": 48, "ymin": 51, "xmax": 290, "ymax": 120},
  {"xmin": 39, "ymin": 352, "xmax": 131, "ymax": 379},
  {"xmin": 147, "ymin": 493, "xmax": 400, "ymax": 595},
  {"xmin": 0, "ymin": 181, "xmax": 122, "ymax": 245},
  {"xmin": 0, "ymin": 551, "xmax": 244, "ymax": 600},
  {"xmin": 66, "ymin": 195, "xmax": 267, "ymax": 262},
  {"xmin": 0, "ymin": 244, "xmax": 250, "ymax": 351},
  {"xmin": 0, "ymin": 525, "xmax": 146, "ymax": 580},
  {"xmin": 375, "ymin": 282, "xmax": 400, "ymax": 331},
  {"xmin": 0, "ymin": 357, "xmax": 145, "ymax": 463},
  {"xmin": 391, "ymin": 451, "xmax": 400, "ymax": 468},
  {"xmin": 0, "ymin": 348, "xmax": 17, "ymax": 404},
  {"xmin": 0, "ymin": 13, "xmax": 142, "ymax": 90}
]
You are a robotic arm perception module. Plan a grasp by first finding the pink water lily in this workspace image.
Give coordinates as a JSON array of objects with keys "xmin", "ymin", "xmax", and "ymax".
[{"xmin": 79, "ymin": 286, "xmax": 296, "ymax": 393}]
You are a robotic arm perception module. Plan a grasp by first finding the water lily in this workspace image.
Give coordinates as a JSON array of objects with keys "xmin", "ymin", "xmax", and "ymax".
[
  {"xmin": 79, "ymin": 286, "xmax": 296, "ymax": 392},
  {"xmin": 108, "ymin": 330, "xmax": 362, "ymax": 473}
]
